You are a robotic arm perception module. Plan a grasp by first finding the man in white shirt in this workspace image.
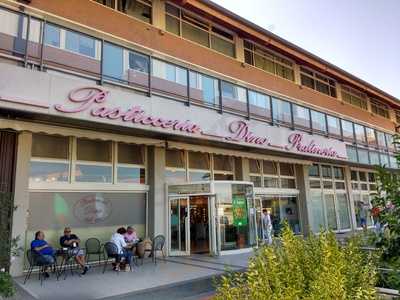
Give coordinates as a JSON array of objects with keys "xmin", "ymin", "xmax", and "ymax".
[
  {"xmin": 261, "ymin": 209, "xmax": 273, "ymax": 245},
  {"xmin": 110, "ymin": 227, "xmax": 133, "ymax": 271}
]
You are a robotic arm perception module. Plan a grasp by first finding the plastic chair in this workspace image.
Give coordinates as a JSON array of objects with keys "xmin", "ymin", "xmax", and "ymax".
[
  {"xmin": 85, "ymin": 238, "xmax": 102, "ymax": 266},
  {"xmin": 149, "ymin": 235, "xmax": 166, "ymax": 265}
]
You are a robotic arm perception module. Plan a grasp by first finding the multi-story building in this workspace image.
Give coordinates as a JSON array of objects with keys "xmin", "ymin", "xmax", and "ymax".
[{"xmin": 0, "ymin": 0, "xmax": 398, "ymax": 276}]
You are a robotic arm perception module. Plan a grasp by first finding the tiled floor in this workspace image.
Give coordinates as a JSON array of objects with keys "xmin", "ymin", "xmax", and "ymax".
[{"xmin": 14, "ymin": 252, "xmax": 252, "ymax": 300}]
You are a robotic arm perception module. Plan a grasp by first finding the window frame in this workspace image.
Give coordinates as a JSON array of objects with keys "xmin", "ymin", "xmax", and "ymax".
[
  {"xmin": 341, "ymin": 85, "xmax": 368, "ymax": 111},
  {"xmin": 300, "ymin": 66, "xmax": 337, "ymax": 98},
  {"xmin": 370, "ymin": 99, "xmax": 390, "ymax": 119}
]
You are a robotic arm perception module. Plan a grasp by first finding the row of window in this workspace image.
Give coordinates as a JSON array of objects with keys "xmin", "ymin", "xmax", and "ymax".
[
  {"xmin": 30, "ymin": 134, "xmax": 146, "ymax": 184},
  {"xmin": 93, "ymin": 1, "xmax": 396, "ymax": 116},
  {"xmin": 248, "ymin": 160, "xmax": 296, "ymax": 189},
  {"xmin": 0, "ymin": 6, "xmax": 398, "ymax": 163},
  {"xmin": 165, "ymin": 149, "xmax": 236, "ymax": 182},
  {"xmin": 346, "ymin": 145, "xmax": 398, "ymax": 168}
]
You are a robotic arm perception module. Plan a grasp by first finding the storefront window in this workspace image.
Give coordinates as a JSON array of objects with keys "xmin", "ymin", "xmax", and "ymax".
[
  {"xmin": 30, "ymin": 134, "xmax": 70, "ymax": 183},
  {"xmin": 346, "ymin": 145, "xmax": 358, "ymax": 163},
  {"xmin": 293, "ymin": 104, "xmax": 310, "ymax": 129},
  {"xmin": 221, "ymin": 81, "xmax": 247, "ymax": 113},
  {"xmin": 189, "ymin": 71, "xmax": 219, "ymax": 106},
  {"xmin": 216, "ymin": 183, "xmax": 253, "ymax": 250},
  {"xmin": 249, "ymin": 159, "xmax": 262, "ymax": 187},
  {"xmin": 369, "ymin": 151, "xmax": 380, "ymax": 165},
  {"xmin": 213, "ymin": 155, "xmax": 234, "ymax": 180},
  {"xmin": 307, "ymin": 164, "xmax": 350, "ymax": 232},
  {"xmin": 351, "ymin": 170, "xmax": 375, "ymax": 228},
  {"xmin": 76, "ymin": 139, "xmax": 112, "ymax": 183},
  {"xmin": 188, "ymin": 151, "xmax": 210, "ymax": 181},
  {"xmin": 311, "ymin": 110, "xmax": 326, "ymax": 133},
  {"xmin": 380, "ymin": 153, "xmax": 389, "ymax": 166},
  {"xmin": 272, "ymin": 97, "xmax": 292, "ymax": 125},
  {"xmin": 117, "ymin": 143, "xmax": 145, "ymax": 184},
  {"xmin": 358, "ymin": 148, "xmax": 369, "ymax": 165}
]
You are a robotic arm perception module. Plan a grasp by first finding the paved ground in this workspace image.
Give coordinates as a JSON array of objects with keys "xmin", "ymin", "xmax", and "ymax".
[{"xmin": 13, "ymin": 253, "xmax": 252, "ymax": 300}]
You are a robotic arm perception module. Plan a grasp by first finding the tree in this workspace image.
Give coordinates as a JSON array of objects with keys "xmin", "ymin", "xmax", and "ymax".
[{"xmin": 214, "ymin": 225, "xmax": 378, "ymax": 300}]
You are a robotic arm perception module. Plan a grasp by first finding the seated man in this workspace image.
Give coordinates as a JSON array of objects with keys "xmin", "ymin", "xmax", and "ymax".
[
  {"xmin": 110, "ymin": 227, "xmax": 133, "ymax": 271},
  {"xmin": 124, "ymin": 226, "xmax": 139, "ymax": 243},
  {"xmin": 31, "ymin": 231, "xmax": 56, "ymax": 278},
  {"xmin": 60, "ymin": 227, "xmax": 89, "ymax": 275}
]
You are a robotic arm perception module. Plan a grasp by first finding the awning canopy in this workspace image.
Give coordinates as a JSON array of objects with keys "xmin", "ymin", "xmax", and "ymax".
[
  {"xmin": 0, "ymin": 119, "xmax": 164, "ymax": 146},
  {"xmin": 167, "ymin": 141, "xmax": 312, "ymax": 165}
]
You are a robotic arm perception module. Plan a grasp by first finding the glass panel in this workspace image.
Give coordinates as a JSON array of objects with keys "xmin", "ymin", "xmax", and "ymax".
[
  {"xmin": 337, "ymin": 194, "xmax": 350, "ymax": 229},
  {"xmin": 118, "ymin": 143, "xmax": 144, "ymax": 165},
  {"xmin": 346, "ymin": 146, "xmax": 358, "ymax": 162},
  {"xmin": 351, "ymin": 170, "xmax": 358, "ymax": 181},
  {"xmin": 369, "ymin": 151, "xmax": 380, "ymax": 165},
  {"xmin": 170, "ymin": 198, "xmax": 187, "ymax": 252},
  {"xmin": 118, "ymin": 0, "xmax": 151, "ymax": 23},
  {"xmin": 76, "ymin": 139, "xmax": 111, "ymax": 162},
  {"xmin": 354, "ymin": 124, "xmax": 366, "ymax": 143},
  {"xmin": 30, "ymin": 162, "xmax": 69, "ymax": 183},
  {"xmin": 311, "ymin": 110, "xmax": 326, "ymax": 132},
  {"xmin": 263, "ymin": 161, "xmax": 278, "ymax": 175},
  {"xmin": 166, "ymin": 149, "xmax": 186, "ymax": 169},
  {"xmin": 103, "ymin": 42, "xmax": 124, "ymax": 81},
  {"xmin": 333, "ymin": 167, "xmax": 344, "ymax": 180},
  {"xmin": 386, "ymin": 134, "xmax": 395, "ymax": 150},
  {"xmin": 189, "ymin": 152, "xmax": 210, "ymax": 170},
  {"xmin": 129, "ymin": 51, "xmax": 149, "ymax": 73},
  {"xmin": 27, "ymin": 192, "xmax": 146, "ymax": 254},
  {"xmin": 152, "ymin": 59, "xmax": 187, "ymax": 86},
  {"xmin": 117, "ymin": 166, "xmax": 145, "ymax": 183},
  {"xmin": 323, "ymin": 180, "xmax": 333, "ymax": 189},
  {"xmin": 279, "ymin": 197, "xmax": 301, "ymax": 234},
  {"xmin": 211, "ymin": 35, "xmax": 235, "ymax": 57},
  {"xmin": 165, "ymin": 170, "xmax": 186, "ymax": 184},
  {"xmin": 248, "ymin": 90, "xmax": 271, "ymax": 119},
  {"xmin": 380, "ymin": 154, "xmax": 389, "ymax": 166},
  {"xmin": 272, "ymin": 98, "xmax": 292, "ymax": 125},
  {"xmin": 335, "ymin": 182, "xmax": 345, "ymax": 190},
  {"xmin": 249, "ymin": 159, "xmax": 261, "ymax": 174},
  {"xmin": 250, "ymin": 176, "xmax": 261, "ymax": 187},
  {"xmin": 324, "ymin": 194, "xmax": 337, "ymax": 230},
  {"xmin": 32, "ymin": 134, "xmax": 69, "ymax": 159},
  {"xmin": 221, "ymin": 81, "xmax": 247, "ymax": 112},
  {"xmin": 366, "ymin": 128, "xmax": 377, "ymax": 146},
  {"xmin": 281, "ymin": 178, "xmax": 296, "ymax": 189},
  {"xmin": 166, "ymin": 15, "xmax": 180, "ymax": 35},
  {"xmin": 65, "ymin": 31, "xmax": 96, "ymax": 57},
  {"xmin": 321, "ymin": 165, "xmax": 332, "ymax": 178},
  {"xmin": 376, "ymin": 131, "xmax": 387, "ymax": 148},
  {"xmin": 309, "ymin": 192, "xmax": 325, "ymax": 232},
  {"xmin": 280, "ymin": 163, "xmax": 294, "ymax": 176},
  {"xmin": 327, "ymin": 115, "xmax": 341, "ymax": 136},
  {"xmin": 75, "ymin": 165, "xmax": 112, "ymax": 182},
  {"xmin": 308, "ymin": 165, "xmax": 320, "ymax": 177},
  {"xmin": 341, "ymin": 120, "xmax": 354, "ymax": 140},
  {"xmin": 293, "ymin": 105, "xmax": 310, "ymax": 129},
  {"xmin": 264, "ymin": 177, "xmax": 279, "ymax": 188},
  {"xmin": 44, "ymin": 24, "xmax": 60, "ymax": 47},
  {"xmin": 358, "ymin": 148, "xmax": 369, "ymax": 164},
  {"xmin": 359, "ymin": 172, "xmax": 367, "ymax": 182},
  {"xmin": 309, "ymin": 180, "xmax": 321, "ymax": 189},
  {"xmin": 182, "ymin": 21, "xmax": 209, "ymax": 47},
  {"xmin": 301, "ymin": 74, "xmax": 314, "ymax": 89},
  {"xmin": 189, "ymin": 71, "xmax": 219, "ymax": 106},
  {"xmin": 189, "ymin": 171, "xmax": 211, "ymax": 181},
  {"xmin": 389, "ymin": 156, "xmax": 398, "ymax": 169},
  {"xmin": 215, "ymin": 183, "xmax": 252, "ymax": 250},
  {"xmin": 213, "ymin": 155, "xmax": 233, "ymax": 172}
]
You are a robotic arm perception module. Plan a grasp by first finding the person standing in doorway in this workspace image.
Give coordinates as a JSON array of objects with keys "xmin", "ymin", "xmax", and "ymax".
[{"xmin": 261, "ymin": 209, "xmax": 273, "ymax": 245}]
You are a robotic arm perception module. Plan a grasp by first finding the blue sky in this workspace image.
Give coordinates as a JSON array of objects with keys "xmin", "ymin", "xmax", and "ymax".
[{"xmin": 213, "ymin": 0, "xmax": 400, "ymax": 99}]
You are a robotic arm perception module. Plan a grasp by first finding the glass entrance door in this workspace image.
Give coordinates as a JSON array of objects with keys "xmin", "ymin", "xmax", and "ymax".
[{"xmin": 169, "ymin": 197, "xmax": 190, "ymax": 256}]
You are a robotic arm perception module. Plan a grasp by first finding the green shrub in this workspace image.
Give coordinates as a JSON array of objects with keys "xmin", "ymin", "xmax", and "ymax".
[
  {"xmin": 215, "ymin": 225, "xmax": 378, "ymax": 300},
  {"xmin": 0, "ymin": 271, "xmax": 15, "ymax": 298}
]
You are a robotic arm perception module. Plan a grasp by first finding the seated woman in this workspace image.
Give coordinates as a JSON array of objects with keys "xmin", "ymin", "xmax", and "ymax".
[
  {"xmin": 124, "ymin": 226, "xmax": 139, "ymax": 243},
  {"xmin": 31, "ymin": 231, "xmax": 56, "ymax": 278},
  {"xmin": 59, "ymin": 227, "xmax": 89, "ymax": 275},
  {"xmin": 110, "ymin": 227, "xmax": 134, "ymax": 271}
]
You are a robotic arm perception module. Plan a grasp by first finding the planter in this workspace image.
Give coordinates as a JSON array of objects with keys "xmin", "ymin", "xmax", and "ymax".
[{"xmin": 376, "ymin": 287, "xmax": 400, "ymax": 299}]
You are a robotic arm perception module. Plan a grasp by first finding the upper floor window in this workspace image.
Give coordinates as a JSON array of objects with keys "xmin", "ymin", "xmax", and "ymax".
[
  {"xmin": 118, "ymin": 0, "xmax": 152, "ymax": 23},
  {"xmin": 272, "ymin": 97, "xmax": 292, "ymax": 126},
  {"xmin": 94, "ymin": 0, "xmax": 116, "ymax": 8},
  {"xmin": 341, "ymin": 85, "xmax": 368, "ymax": 110},
  {"xmin": 370, "ymin": 99, "xmax": 390, "ymax": 119},
  {"xmin": 165, "ymin": 3, "xmax": 235, "ymax": 57},
  {"xmin": 248, "ymin": 90, "xmax": 271, "ymax": 120},
  {"xmin": 300, "ymin": 67, "xmax": 337, "ymax": 97},
  {"xmin": 244, "ymin": 40, "xmax": 294, "ymax": 81}
]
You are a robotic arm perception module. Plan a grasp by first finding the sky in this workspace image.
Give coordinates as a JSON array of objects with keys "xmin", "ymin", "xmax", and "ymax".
[{"xmin": 212, "ymin": 0, "xmax": 400, "ymax": 99}]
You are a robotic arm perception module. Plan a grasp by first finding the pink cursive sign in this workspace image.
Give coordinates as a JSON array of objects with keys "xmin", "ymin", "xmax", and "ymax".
[
  {"xmin": 55, "ymin": 87, "xmax": 201, "ymax": 134},
  {"xmin": 54, "ymin": 87, "xmax": 346, "ymax": 160},
  {"xmin": 285, "ymin": 133, "xmax": 339, "ymax": 158}
]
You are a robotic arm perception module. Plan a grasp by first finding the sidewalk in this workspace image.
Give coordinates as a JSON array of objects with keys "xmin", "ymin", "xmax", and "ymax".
[{"xmin": 13, "ymin": 253, "xmax": 251, "ymax": 300}]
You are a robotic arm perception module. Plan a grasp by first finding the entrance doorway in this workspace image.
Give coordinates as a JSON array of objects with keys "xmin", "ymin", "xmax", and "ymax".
[{"xmin": 169, "ymin": 195, "xmax": 210, "ymax": 255}]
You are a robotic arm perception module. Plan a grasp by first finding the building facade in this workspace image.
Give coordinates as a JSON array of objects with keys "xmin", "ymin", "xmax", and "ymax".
[{"xmin": 0, "ymin": 0, "xmax": 398, "ymax": 276}]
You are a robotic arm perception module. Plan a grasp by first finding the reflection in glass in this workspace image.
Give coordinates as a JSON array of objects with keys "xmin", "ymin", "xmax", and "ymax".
[
  {"xmin": 75, "ymin": 165, "xmax": 112, "ymax": 183},
  {"xmin": 324, "ymin": 194, "xmax": 337, "ymax": 230},
  {"xmin": 30, "ymin": 161, "xmax": 69, "ymax": 183},
  {"xmin": 117, "ymin": 166, "xmax": 145, "ymax": 184}
]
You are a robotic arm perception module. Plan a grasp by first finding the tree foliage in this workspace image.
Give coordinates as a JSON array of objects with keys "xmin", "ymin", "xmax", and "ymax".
[{"xmin": 214, "ymin": 225, "xmax": 378, "ymax": 300}]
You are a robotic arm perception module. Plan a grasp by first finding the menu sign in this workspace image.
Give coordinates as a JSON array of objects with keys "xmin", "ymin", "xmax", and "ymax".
[{"xmin": 232, "ymin": 195, "xmax": 248, "ymax": 227}]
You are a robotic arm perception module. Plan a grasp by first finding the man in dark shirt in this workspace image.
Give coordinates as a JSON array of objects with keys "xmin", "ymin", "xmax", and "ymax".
[{"xmin": 60, "ymin": 227, "xmax": 89, "ymax": 275}]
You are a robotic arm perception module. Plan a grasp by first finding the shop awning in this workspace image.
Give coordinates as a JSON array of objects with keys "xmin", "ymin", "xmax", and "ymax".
[
  {"xmin": 167, "ymin": 141, "xmax": 313, "ymax": 165},
  {"xmin": 0, "ymin": 119, "xmax": 165, "ymax": 146}
]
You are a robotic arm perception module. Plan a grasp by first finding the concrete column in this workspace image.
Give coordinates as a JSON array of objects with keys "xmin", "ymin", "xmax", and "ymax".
[
  {"xmin": 147, "ymin": 146, "xmax": 166, "ymax": 238},
  {"xmin": 10, "ymin": 132, "xmax": 32, "ymax": 277},
  {"xmin": 241, "ymin": 157, "xmax": 250, "ymax": 181},
  {"xmin": 336, "ymin": 83, "xmax": 343, "ymax": 101},
  {"xmin": 235, "ymin": 36, "xmax": 245, "ymax": 62},
  {"xmin": 152, "ymin": 0, "xmax": 166, "ymax": 30},
  {"xmin": 296, "ymin": 164, "xmax": 311, "ymax": 236}
]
